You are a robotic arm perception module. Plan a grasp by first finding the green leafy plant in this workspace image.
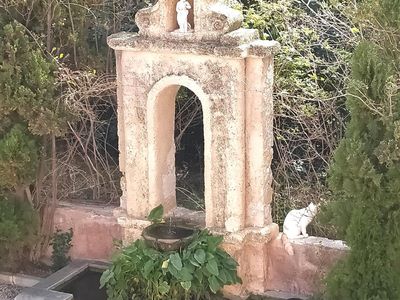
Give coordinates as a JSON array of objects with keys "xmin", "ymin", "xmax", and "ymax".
[
  {"xmin": 0, "ymin": 194, "xmax": 38, "ymax": 270},
  {"xmin": 50, "ymin": 228, "xmax": 73, "ymax": 271},
  {"xmin": 148, "ymin": 204, "xmax": 164, "ymax": 224},
  {"xmin": 100, "ymin": 230, "xmax": 241, "ymax": 300}
]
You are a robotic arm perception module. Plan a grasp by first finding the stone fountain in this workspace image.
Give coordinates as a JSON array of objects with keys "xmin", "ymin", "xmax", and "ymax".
[{"xmin": 107, "ymin": 0, "xmax": 281, "ymax": 296}]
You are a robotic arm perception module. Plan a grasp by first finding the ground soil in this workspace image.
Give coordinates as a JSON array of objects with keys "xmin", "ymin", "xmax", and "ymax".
[
  {"xmin": 0, "ymin": 281, "xmax": 22, "ymax": 300},
  {"xmin": 0, "ymin": 261, "xmax": 52, "ymax": 278}
]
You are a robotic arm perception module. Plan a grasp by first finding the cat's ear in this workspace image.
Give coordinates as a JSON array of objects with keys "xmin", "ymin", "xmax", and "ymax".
[{"xmin": 309, "ymin": 202, "xmax": 317, "ymax": 209}]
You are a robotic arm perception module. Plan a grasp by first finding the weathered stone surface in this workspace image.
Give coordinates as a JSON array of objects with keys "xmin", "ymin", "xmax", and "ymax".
[
  {"xmin": 265, "ymin": 234, "xmax": 349, "ymax": 296},
  {"xmin": 52, "ymin": 202, "xmax": 122, "ymax": 260},
  {"xmin": 107, "ymin": 36, "xmax": 278, "ymax": 233},
  {"xmin": 219, "ymin": 224, "xmax": 279, "ymax": 296},
  {"xmin": 135, "ymin": 0, "xmax": 243, "ymax": 41},
  {"xmin": 50, "ymin": 203, "xmax": 348, "ymax": 297},
  {"xmin": 107, "ymin": 32, "xmax": 280, "ymax": 58}
]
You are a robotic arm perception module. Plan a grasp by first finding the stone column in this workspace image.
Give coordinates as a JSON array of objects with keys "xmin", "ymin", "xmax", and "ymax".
[
  {"xmin": 119, "ymin": 52, "xmax": 150, "ymax": 219},
  {"xmin": 245, "ymin": 54, "xmax": 275, "ymax": 227},
  {"xmin": 115, "ymin": 50, "xmax": 127, "ymax": 211}
]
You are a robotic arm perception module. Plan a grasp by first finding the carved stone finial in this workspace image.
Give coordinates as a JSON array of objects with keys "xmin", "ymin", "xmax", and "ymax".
[{"xmin": 135, "ymin": 0, "xmax": 244, "ymax": 41}]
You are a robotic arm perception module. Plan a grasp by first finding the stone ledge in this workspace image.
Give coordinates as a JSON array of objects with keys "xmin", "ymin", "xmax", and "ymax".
[
  {"xmin": 15, "ymin": 260, "xmax": 109, "ymax": 300},
  {"xmin": 288, "ymin": 235, "xmax": 349, "ymax": 251},
  {"xmin": 57, "ymin": 201, "xmax": 118, "ymax": 217},
  {"xmin": 214, "ymin": 223, "xmax": 279, "ymax": 244},
  {"xmin": 107, "ymin": 32, "xmax": 280, "ymax": 58},
  {"xmin": 15, "ymin": 287, "xmax": 73, "ymax": 300}
]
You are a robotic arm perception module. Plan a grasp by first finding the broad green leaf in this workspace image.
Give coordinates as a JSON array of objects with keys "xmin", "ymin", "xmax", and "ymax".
[
  {"xmin": 218, "ymin": 268, "xmax": 227, "ymax": 283},
  {"xmin": 208, "ymin": 275, "xmax": 221, "ymax": 293},
  {"xmin": 194, "ymin": 269, "xmax": 203, "ymax": 283},
  {"xmin": 158, "ymin": 281, "xmax": 170, "ymax": 294},
  {"xmin": 182, "ymin": 249, "xmax": 190, "ymax": 260},
  {"xmin": 206, "ymin": 235, "xmax": 223, "ymax": 252},
  {"xmin": 180, "ymin": 266, "xmax": 194, "ymax": 281},
  {"xmin": 223, "ymin": 257, "xmax": 239, "ymax": 270},
  {"xmin": 189, "ymin": 256, "xmax": 200, "ymax": 267},
  {"xmin": 168, "ymin": 263, "xmax": 180, "ymax": 278},
  {"xmin": 143, "ymin": 247, "xmax": 160, "ymax": 259},
  {"xmin": 114, "ymin": 264, "xmax": 121, "ymax": 277},
  {"xmin": 194, "ymin": 248, "xmax": 206, "ymax": 264},
  {"xmin": 180, "ymin": 281, "xmax": 191, "ymax": 291},
  {"xmin": 183, "ymin": 261, "xmax": 195, "ymax": 272},
  {"xmin": 206, "ymin": 259, "xmax": 219, "ymax": 276},
  {"xmin": 99, "ymin": 269, "xmax": 113, "ymax": 288},
  {"xmin": 147, "ymin": 204, "xmax": 164, "ymax": 223},
  {"xmin": 143, "ymin": 260, "xmax": 154, "ymax": 278},
  {"xmin": 170, "ymin": 253, "xmax": 182, "ymax": 271}
]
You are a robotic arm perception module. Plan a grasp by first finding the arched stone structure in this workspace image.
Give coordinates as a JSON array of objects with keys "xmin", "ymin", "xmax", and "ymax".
[
  {"xmin": 146, "ymin": 76, "xmax": 214, "ymax": 225},
  {"xmin": 108, "ymin": 0, "xmax": 280, "ymax": 296}
]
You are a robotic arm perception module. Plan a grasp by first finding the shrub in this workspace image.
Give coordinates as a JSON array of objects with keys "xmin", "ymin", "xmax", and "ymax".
[
  {"xmin": 0, "ymin": 194, "xmax": 39, "ymax": 269},
  {"xmin": 100, "ymin": 230, "xmax": 241, "ymax": 300},
  {"xmin": 50, "ymin": 228, "xmax": 73, "ymax": 271},
  {"xmin": 0, "ymin": 124, "xmax": 39, "ymax": 192},
  {"xmin": 324, "ymin": 0, "xmax": 400, "ymax": 298}
]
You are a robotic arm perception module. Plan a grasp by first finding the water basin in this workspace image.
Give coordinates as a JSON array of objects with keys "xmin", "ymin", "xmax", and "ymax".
[{"xmin": 142, "ymin": 223, "xmax": 197, "ymax": 251}]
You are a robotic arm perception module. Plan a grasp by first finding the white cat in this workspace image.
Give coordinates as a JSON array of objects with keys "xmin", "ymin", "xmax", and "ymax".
[
  {"xmin": 283, "ymin": 202, "xmax": 318, "ymax": 238},
  {"xmin": 281, "ymin": 203, "xmax": 318, "ymax": 255}
]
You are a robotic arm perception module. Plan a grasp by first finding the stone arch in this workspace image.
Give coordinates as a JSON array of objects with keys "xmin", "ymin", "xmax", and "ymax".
[{"xmin": 147, "ymin": 75, "xmax": 212, "ymax": 223}]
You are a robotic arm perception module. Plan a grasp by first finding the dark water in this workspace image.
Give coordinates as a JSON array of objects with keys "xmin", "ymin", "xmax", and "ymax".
[
  {"xmin": 60, "ymin": 270, "xmax": 107, "ymax": 300},
  {"xmin": 58, "ymin": 270, "xmax": 299, "ymax": 300},
  {"xmin": 145, "ymin": 223, "xmax": 195, "ymax": 239}
]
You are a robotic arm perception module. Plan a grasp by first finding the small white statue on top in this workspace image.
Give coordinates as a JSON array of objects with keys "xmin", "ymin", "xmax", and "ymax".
[
  {"xmin": 283, "ymin": 202, "xmax": 318, "ymax": 239},
  {"xmin": 176, "ymin": 0, "xmax": 191, "ymax": 33}
]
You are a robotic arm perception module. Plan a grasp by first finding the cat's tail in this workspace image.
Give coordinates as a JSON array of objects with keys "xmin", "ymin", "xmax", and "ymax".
[{"xmin": 281, "ymin": 233, "xmax": 294, "ymax": 256}]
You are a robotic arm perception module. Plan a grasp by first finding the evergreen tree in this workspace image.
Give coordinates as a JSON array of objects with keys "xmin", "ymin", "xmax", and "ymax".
[
  {"xmin": 0, "ymin": 20, "xmax": 72, "ymax": 263},
  {"xmin": 0, "ymin": 22, "xmax": 66, "ymax": 200},
  {"xmin": 325, "ymin": 0, "xmax": 400, "ymax": 298}
]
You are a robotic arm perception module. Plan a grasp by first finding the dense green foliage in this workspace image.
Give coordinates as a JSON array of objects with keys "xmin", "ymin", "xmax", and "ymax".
[
  {"xmin": 0, "ymin": 0, "xmax": 128, "ymax": 205},
  {"xmin": 0, "ymin": 194, "xmax": 38, "ymax": 269},
  {"xmin": 0, "ymin": 21, "xmax": 62, "ymax": 199},
  {"xmin": 100, "ymin": 231, "xmax": 241, "ymax": 300},
  {"xmin": 0, "ymin": 22, "xmax": 61, "ymax": 135},
  {"xmin": 0, "ymin": 124, "xmax": 38, "ymax": 190},
  {"xmin": 0, "ymin": 18, "xmax": 70, "ymax": 262},
  {"xmin": 50, "ymin": 228, "xmax": 73, "ymax": 271},
  {"xmin": 324, "ymin": 0, "xmax": 400, "ymax": 298}
]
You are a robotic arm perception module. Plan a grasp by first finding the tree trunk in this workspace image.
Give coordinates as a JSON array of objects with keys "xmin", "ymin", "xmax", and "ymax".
[{"xmin": 31, "ymin": 134, "xmax": 58, "ymax": 262}]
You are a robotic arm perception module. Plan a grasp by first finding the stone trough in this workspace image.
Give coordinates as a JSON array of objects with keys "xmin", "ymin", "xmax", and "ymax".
[{"xmin": 15, "ymin": 260, "xmax": 108, "ymax": 300}]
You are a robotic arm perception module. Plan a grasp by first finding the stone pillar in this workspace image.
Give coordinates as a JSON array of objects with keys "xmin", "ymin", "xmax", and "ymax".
[
  {"xmin": 115, "ymin": 50, "xmax": 127, "ymax": 211},
  {"xmin": 217, "ymin": 223, "xmax": 279, "ymax": 296},
  {"xmin": 245, "ymin": 55, "xmax": 275, "ymax": 227},
  {"xmin": 120, "ymin": 52, "xmax": 150, "ymax": 219}
]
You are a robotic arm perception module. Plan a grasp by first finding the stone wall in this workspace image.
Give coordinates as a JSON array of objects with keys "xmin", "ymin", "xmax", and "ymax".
[
  {"xmin": 51, "ymin": 202, "xmax": 122, "ymax": 260},
  {"xmin": 266, "ymin": 234, "xmax": 349, "ymax": 296},
  {"xmin": 51, "ymin": 203, "xmax": 348, "ymax": 296}
]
